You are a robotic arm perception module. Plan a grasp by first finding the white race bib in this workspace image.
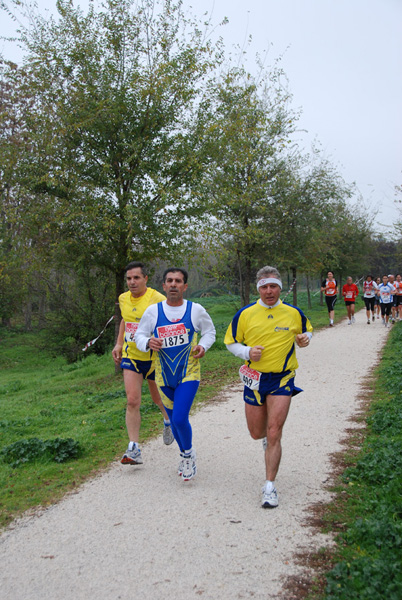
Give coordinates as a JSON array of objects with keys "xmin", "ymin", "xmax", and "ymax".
[
  {"xmin": 346, "ymin": 291, "xmax": 353, "ymax": 299},
  {"xmin": 239, "ymin": 365, "xmax": 261, "ymax": 390},
  {"xmin": 157, "ymin": 323, "xmax": 189, "ymax": 348},
  {"xmin": 125, "ymin": 322, "xmax": 138, "ymax": 342}
]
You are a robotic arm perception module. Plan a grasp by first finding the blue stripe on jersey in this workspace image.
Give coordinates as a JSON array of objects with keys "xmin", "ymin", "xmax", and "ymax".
[
  {"xmin": 283, "ymin": 302, "xmax": 308, "ymax": 333},
  {"xmin": 282, "ymin": 343, "xmax": 296, "ymax": 372},
  {"xmin": 230, "ymin": 301, "xmax": 257, "ymax": 342}
]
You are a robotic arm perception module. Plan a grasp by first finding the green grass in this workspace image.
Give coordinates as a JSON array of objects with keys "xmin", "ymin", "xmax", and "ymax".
[
  {"xmin": 306, "ymin": 322, "xmax": 402, "ymax": 600},
  {"xmin": 0, "ymin": 291, "xmax": 340, "ymax": 529}
]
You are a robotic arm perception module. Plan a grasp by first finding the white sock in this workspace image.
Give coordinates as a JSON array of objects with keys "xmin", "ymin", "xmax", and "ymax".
[
  {"xmin": 128, "ymin": 441, "xmax": 138, "ymax": 451},
  {"xmin": 164, "ymin": 419, "xmax": 171, "ymax": 426},
  {"xmin": 264, "ymin": 480, "xmax": 274, "ymax": 492},
  {"xmin": 330, "ymin": 319, "xmax": 333, "ymax": 324}
]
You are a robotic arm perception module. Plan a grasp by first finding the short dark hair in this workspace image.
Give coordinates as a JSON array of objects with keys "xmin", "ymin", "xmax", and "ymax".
[
  {"xmin": 163, "ymin": 267, "xmax": 188, "ymax": 284},
  {"xmin": 124, "ymin": 261, "xmax": 147, "ymax": 277}
]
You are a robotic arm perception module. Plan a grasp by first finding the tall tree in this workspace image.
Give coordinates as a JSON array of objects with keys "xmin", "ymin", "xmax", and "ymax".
[
  {"xmin": 201, "ymin": 69, "xmax": 297, "ymax": 305},
  {"xmin": 2, "ymin": 0, "xmax": 224, "ymax": 344}
]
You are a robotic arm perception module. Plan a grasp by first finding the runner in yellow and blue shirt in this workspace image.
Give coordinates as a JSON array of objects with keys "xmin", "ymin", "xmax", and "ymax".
[
  {"xmin": 112, "ymin": 261, "xmax": 174, "ymax": 466},
  {"xmin": 225, "ymin": 266, "xmax": 312, "ymax": 509}
]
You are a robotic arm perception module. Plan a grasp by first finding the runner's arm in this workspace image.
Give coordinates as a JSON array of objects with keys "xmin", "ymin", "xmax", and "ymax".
[
  {"xmin": 134, "ymin": 305, "xmax": 158, "ymax": 352},
  {"xmin": 225, "ymin": 342, "xmax": 251, "ymax": 360},
  {"xmin": 192, "ymin": 304, "xmax": 216, "ymax": 352},
  {"xmin": 112, "ymin": 318, "xmax": 125, "ymax": 365}
]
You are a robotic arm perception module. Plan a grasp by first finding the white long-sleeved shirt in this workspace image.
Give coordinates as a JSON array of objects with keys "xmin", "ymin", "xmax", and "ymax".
[{"xmin": 135, "ymin": 300, "xmax": 216, "ymax": 353}]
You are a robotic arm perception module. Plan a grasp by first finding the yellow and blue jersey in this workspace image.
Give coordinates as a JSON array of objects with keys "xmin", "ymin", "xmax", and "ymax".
[
  {"xmin": 153, "ymin": 301, "xmax": 201, "ymax": 388},
  {"xmin": 224, "ymin": 300, "xmax": 313, "ymax": 373},
  {"xmin": 119, "ymin": 288, "xmax": 165, "ymax": 361}
]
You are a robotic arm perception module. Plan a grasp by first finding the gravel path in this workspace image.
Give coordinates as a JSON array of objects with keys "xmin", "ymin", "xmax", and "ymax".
[{"xmin": 0, "ymin": 310, "xmax": 389, "ymax": 600}]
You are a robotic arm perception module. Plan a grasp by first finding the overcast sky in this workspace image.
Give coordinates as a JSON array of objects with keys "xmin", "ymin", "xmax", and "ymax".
[{"xmin": 1, "ymin": 0, "xmax": 401, "ymax": 231}]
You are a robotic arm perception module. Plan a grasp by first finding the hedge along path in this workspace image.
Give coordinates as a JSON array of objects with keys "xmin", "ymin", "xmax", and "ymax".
[{"xmin": 0, "ymin": 310, "xmax": 390, "ymax": 600}]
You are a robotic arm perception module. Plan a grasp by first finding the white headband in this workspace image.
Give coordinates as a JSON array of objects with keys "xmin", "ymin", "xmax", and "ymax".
[{"xmin": 257, "ymin": 277, "xmax": 283, "ymax": 290}]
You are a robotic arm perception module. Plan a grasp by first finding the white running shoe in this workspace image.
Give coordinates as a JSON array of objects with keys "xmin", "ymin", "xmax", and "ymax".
[
  {"xmin": 121, "ymin": 445, "xmax": 143, "ymax": 465},
  {"xmin": 261, "ymin": 486, "xmax": 278, "ymax": 509},
  {"xmin": 178, "ymin": 450, "xmax": 197, "ymax": 480},
  {"xmin": 367, "ymin": 319, "xmax": 370, "ymax": 324},
  {"xmin": 181, "ymin": 457, "xmax": 197, "ymax": 481},
  {"xmin": 348, "ymin": 320, "xmax": 351, "ymax": 325},
  {"xmin": 177, "ymin": 454, "xmax": 185, "ymax": 476},
  {"xmin": 163, "ymin": 424, "xmax": 174, "ymax": 445},
  {"xmin": 351, "ymin": 316, "xmax": 355, "ymax": 323}
]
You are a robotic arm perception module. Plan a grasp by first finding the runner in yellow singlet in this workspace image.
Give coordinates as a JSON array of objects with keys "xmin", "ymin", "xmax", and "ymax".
[{"xmin": 112, "ymin": 262, "xmax": 174, "ymax": 466}]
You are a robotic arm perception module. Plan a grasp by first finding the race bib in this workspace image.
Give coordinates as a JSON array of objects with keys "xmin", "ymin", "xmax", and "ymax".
[
  {"xmin": 156, "ymin": 323, "xmax": 189, "ymax": 348},
  {"xmin": 327, "ymin": 288, "xmax": 335, "ymax": 295},
  {"xmin": 346, "ymin": 292, "xmax": 353, "ymax": 299},
  {"xmin": 239, "ymin": 365, "xmax": 261, "ymax": 390},
  {"xmin": 382, "ymin": 292, "xmax": 390, "ymax": 302},
  {"xmin": 125, "ymin": 322, "xmax": 138, "ymax": 342}
]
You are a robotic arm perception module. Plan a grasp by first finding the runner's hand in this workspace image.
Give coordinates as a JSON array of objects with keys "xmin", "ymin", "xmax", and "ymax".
[
  {"xmin": 148, "ymin": 337, "xmax": 163, "ymax": 351},
  {"xmin": 249, "ymin": 346, "xmax": 264, "ymax": 361},
  {"xmin": 192, "ymin": 345, "xmax": 205, "ymax": 359},
  {"xmin": 112, "ymin": 344, "xmax": 122, "ymax": 366},
  {"xmin": 295, "ymin": 334, "xmax": 309, "ymax": 348}
]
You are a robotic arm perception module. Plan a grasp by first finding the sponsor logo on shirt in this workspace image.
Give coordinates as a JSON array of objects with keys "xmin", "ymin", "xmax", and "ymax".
[
  {"xmin": 274, "ymin": 326, "xmax": 289, "ymax": 332},
  {"xmin": 267, "ymin": 314, "xmax": 274, "ymax": 319}
]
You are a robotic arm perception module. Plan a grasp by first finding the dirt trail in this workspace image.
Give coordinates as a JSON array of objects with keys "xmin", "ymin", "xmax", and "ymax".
[{"xmin": 0, "ymin": 311, "xmax": 389, "ymax": 600}]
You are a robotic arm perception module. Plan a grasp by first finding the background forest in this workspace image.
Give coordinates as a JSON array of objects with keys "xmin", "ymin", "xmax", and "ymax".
[{"xmin": 1, "ymin": 0, "xmax": 402, "ymax": 361}]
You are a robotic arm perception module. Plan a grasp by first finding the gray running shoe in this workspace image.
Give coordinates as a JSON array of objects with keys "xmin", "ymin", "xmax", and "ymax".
[
  {"xmin": 163, "ymin": 424, "xmax": 174, "ymax": 445},
  {"xmin": 121, "ymin": 446, "xmax": 143, "ymax": 465},
  {"xmin": 261, "ymin": 486, "xmax": 278, "ymax": 509}
]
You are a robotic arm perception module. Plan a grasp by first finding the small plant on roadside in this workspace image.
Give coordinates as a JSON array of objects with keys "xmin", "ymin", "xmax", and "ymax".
[{"xmin": 1, "ymin": 437, "xmax": 81, "ymax": 468}]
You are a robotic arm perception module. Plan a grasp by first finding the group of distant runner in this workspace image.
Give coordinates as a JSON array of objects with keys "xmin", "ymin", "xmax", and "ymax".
[{"xmin": 321, "ymin": 271, "xmax": 402, "ymax": 328}]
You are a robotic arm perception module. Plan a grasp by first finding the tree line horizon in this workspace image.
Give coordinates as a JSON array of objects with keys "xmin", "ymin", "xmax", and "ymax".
[{"xmin": 1, "ymin": 0, "xmax": 401, "ymax": 360}]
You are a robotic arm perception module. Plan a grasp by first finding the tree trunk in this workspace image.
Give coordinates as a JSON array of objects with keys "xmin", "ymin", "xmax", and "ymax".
[
  {"xmin": 114, "ymin": 269, "xmax": 125, "ymax": 375},
  {"xmin": 38, "ymin": 292, "xmax": 46, "ymax": 329},
  {"xmin": 237, "ymin": 252, "xmax": 245, "ymax": 306},
  {"xmin": 306, "ymin": 274, "xmax": 312, "ymax": 309},
  {"xmin": 243, "ymin": 256, "xmax": 251, "ymax": 306},
  {"xmin": 24, "ymin": 300, "xmax": 32, "ymax": 331},
  {"xmin": 292, "ymin": 266, "xmax": 297, "ymax": 306}
]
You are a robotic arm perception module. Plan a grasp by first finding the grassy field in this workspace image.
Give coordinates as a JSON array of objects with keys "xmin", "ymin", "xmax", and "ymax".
[
  {"xmin": 0, "ymin": 291, "xmax": 343, "ymax": 529},
  {"xmin": 306, "ymin": 321, "xmax": 402, "ymax": 600}
]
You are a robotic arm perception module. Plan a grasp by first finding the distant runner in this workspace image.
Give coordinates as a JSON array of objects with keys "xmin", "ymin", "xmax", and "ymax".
[
  {"xmin": 363, "ymin": 275, "xmax": 378, "ymax": 324},
  {"xmin": 377, "ymin": 275, "xmax": 396, "ymax": 327},
  {"xmin": 374, "ymin": 277, "xmax": 382, "ymax": 319},
  {"xmin": 321, "ymin": 271, "xmax": 338, "ymax": 327},
  {"xmin": 342, "ymin": 276, "xmax": 359, "ymax": 325},
  {"xmin": 388, "ymin": 274, "xmax": 397, "ymax": 323},
  {"xmin": 224, "ymin": 265, "xmax": 312, "ymax": 509},
  {"xmin": 394, "ymin": 274, "xmax": 402, "ymax": 321}
]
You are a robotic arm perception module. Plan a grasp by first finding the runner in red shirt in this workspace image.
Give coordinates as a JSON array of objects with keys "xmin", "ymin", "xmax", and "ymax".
[{"xmin": 342, "ymin": 276, "xmax": 359, "ymax": 325}]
